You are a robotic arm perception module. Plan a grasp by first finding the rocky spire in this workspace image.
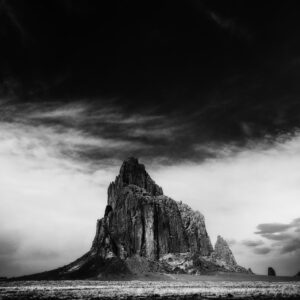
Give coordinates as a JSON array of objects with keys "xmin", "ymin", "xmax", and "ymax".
[
  {"xmin": 107, "ymin": 157, "xmax": 163, "ymax": 208},
  {"xmin": 212, "ymin": 235, "xmax": 237, "ymax": 266}
]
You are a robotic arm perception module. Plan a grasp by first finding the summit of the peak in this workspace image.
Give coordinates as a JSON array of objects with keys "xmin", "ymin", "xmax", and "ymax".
[
  {"xmin": 107, "ymin": 158, "xmax": 163, "ymax": 208},
  {"xmin": 123, "ymin": 157, "xmax": 139, "ymax": 164},
  {"xmin": 119, "ymin": 157, "xmax": 147, "ymax": 184}
]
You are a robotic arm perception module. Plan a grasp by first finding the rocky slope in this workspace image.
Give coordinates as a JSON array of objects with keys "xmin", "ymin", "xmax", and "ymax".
[{"xmin": 16, "ymin": 157, "xmax": 250, "ymax": 280}]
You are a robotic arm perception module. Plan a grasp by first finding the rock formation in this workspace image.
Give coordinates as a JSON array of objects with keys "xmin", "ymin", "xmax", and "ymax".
[
  {"xmin": 90, "ymin": 157, "xmax": 213, "ymax": 261},
  {"xmin": 212, "ymin": 236, "xmax": 237, "ymax": 266},
  {"xmin": 209, "ymin": 235, "xmax": 249, "ymax": 273},
  {"xmin": 16, "ymin": 157, "xmax": 250, "ymax": 280},
  {"xmin": 268, "ymin": 267, "xmax": 276, "ymax": 276}
]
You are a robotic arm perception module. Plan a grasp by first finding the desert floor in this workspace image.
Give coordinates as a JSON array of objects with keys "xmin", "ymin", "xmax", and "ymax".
[{"xmin": 1, "ymin": 273, "xmax": 300, "ymax": 299}]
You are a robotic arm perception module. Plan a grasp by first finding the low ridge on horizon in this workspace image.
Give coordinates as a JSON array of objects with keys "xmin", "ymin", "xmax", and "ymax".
[{"xmin": 14, "ymin": 157, "xmax": 251, "ymax": 280}]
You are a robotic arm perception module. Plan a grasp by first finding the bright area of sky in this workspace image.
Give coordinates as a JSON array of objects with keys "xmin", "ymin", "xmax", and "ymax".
[{"xmin": 0, "ymin": 111, "xmax": 300, "ymax": 277}]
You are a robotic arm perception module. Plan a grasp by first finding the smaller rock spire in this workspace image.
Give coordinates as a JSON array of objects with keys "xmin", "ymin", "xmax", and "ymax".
[{"xmin": 212, "ymin": 235, "xmax": 237, "ymax": 267}]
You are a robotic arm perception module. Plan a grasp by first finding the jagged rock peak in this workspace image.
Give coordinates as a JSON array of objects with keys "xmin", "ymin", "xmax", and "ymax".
[
  {"xmin": 108, "ymin": 157, "xmax": 163, "ymax": 208},
  {"xmin": 212, "ymin": 235, "xmax": 237, "ymax": 266}
]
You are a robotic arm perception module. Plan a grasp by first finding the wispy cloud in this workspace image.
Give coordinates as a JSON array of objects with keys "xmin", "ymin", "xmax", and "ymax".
[
  {"xmin": 0, "ymin": 101, "xmax": 163, "ymax": 168},
  {"xmin": 0, "ymin": 122, "xmax": 145, "ymax": 171},
  {"xmin": 29, "ymin": 104, "xmax": 87, "ymax": 120},
  {"xmin": 253, "ymin": 247, "xmax": 272, "ymax": 255},
  {"xmin": 0, "ymin": 100, "xmax": 201, "ymax": 165},
  {"xmin": 255, "ymin": 223, "xmax": 292, "ymax": 234},
  {"xmin": 242, "ymin": 240, "xmax": 264, "ymax": 247},
  {"xmin": 260, "ymin": 233, "xmax": 292, "ymax": 241},
  {"xmin": 28, "ymin": 103, "xmax": 163, "ymax": 126}
]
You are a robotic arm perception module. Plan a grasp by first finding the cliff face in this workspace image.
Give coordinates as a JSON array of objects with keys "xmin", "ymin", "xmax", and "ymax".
[
  {"xmin": 177, "ymin": 201, "xmax": 213, "ymax": 256},
  {"xmin": 92, "ymin": 157, "xmax": 212, "ymax": 260}
]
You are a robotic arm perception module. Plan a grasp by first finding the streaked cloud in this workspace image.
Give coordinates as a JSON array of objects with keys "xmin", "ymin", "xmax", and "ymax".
[
  {"xmin": 256, "ymin": 223, "xmax": 292, "ymax": 234},
  {"xmin": 260, "ymin": 233, "xmax": 292, "ymax": 241},
  {"xmin": 242, "ymin": 240, "xmax": 264, "ymax": 247},
  {"xmin": 253, "ymin": 247, "xmax": 272, "ymax": 255},
  {"xmin": 29, "ymin": 104, "xmax": 87, "ymax": 120},
  {"xmin": 254, "ymin": 218, "xmax": 300, "ymax": 257}
]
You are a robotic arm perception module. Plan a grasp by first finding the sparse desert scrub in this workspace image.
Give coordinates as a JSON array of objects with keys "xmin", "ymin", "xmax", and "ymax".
[{"xmin": 0, "ymin": 279, "xmax": 300, "ymax": 299}]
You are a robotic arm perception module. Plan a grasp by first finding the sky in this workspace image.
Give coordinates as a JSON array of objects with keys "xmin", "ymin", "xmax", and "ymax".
[{"xmin": 0, "ymin": 0, "xmax": 300, "ymax": 277}]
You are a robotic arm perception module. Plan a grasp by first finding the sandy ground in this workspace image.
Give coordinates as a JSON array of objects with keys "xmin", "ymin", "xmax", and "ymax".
[
  {"xmin": 1, "ymin": 274, "xmax": 300, "ymax": 299},
  {"xmin": 92, "ymin": 272, "xmax": 300, "ymax": 282},
  {"xmin": 154, "ymin": 273, "xmax": 300, "ymax": 282}
]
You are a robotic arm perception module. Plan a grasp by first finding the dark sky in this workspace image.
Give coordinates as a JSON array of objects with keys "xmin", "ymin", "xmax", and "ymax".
[
  {"xmin": 2, "ymin": 0, "xmax": 300, "ymax": 157},
  {"xmin": 1, "ymin": 0, "xmax": 300, "ymax": 160}
]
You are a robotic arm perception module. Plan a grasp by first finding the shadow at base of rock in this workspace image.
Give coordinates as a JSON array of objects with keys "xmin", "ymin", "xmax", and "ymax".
[{"xmin": 11, "ymin": 254, "xmax": 133, "ymax": 281}]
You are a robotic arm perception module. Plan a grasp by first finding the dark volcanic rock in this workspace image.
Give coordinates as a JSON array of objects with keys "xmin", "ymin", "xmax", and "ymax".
[
  {"xmin": 92, "ymin": 158, "xmax": 199, "ymax": 260},
  {"xmin": 17, "ymin": 157, "xmax": 248, "ymax": 279},
  {"xmin": 93, "ymin": 186, "xmax": 189, "ymax": 260},
  {"xmin": 268, "ymin": 267, "xmax": 276, "ymax": 276}
]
